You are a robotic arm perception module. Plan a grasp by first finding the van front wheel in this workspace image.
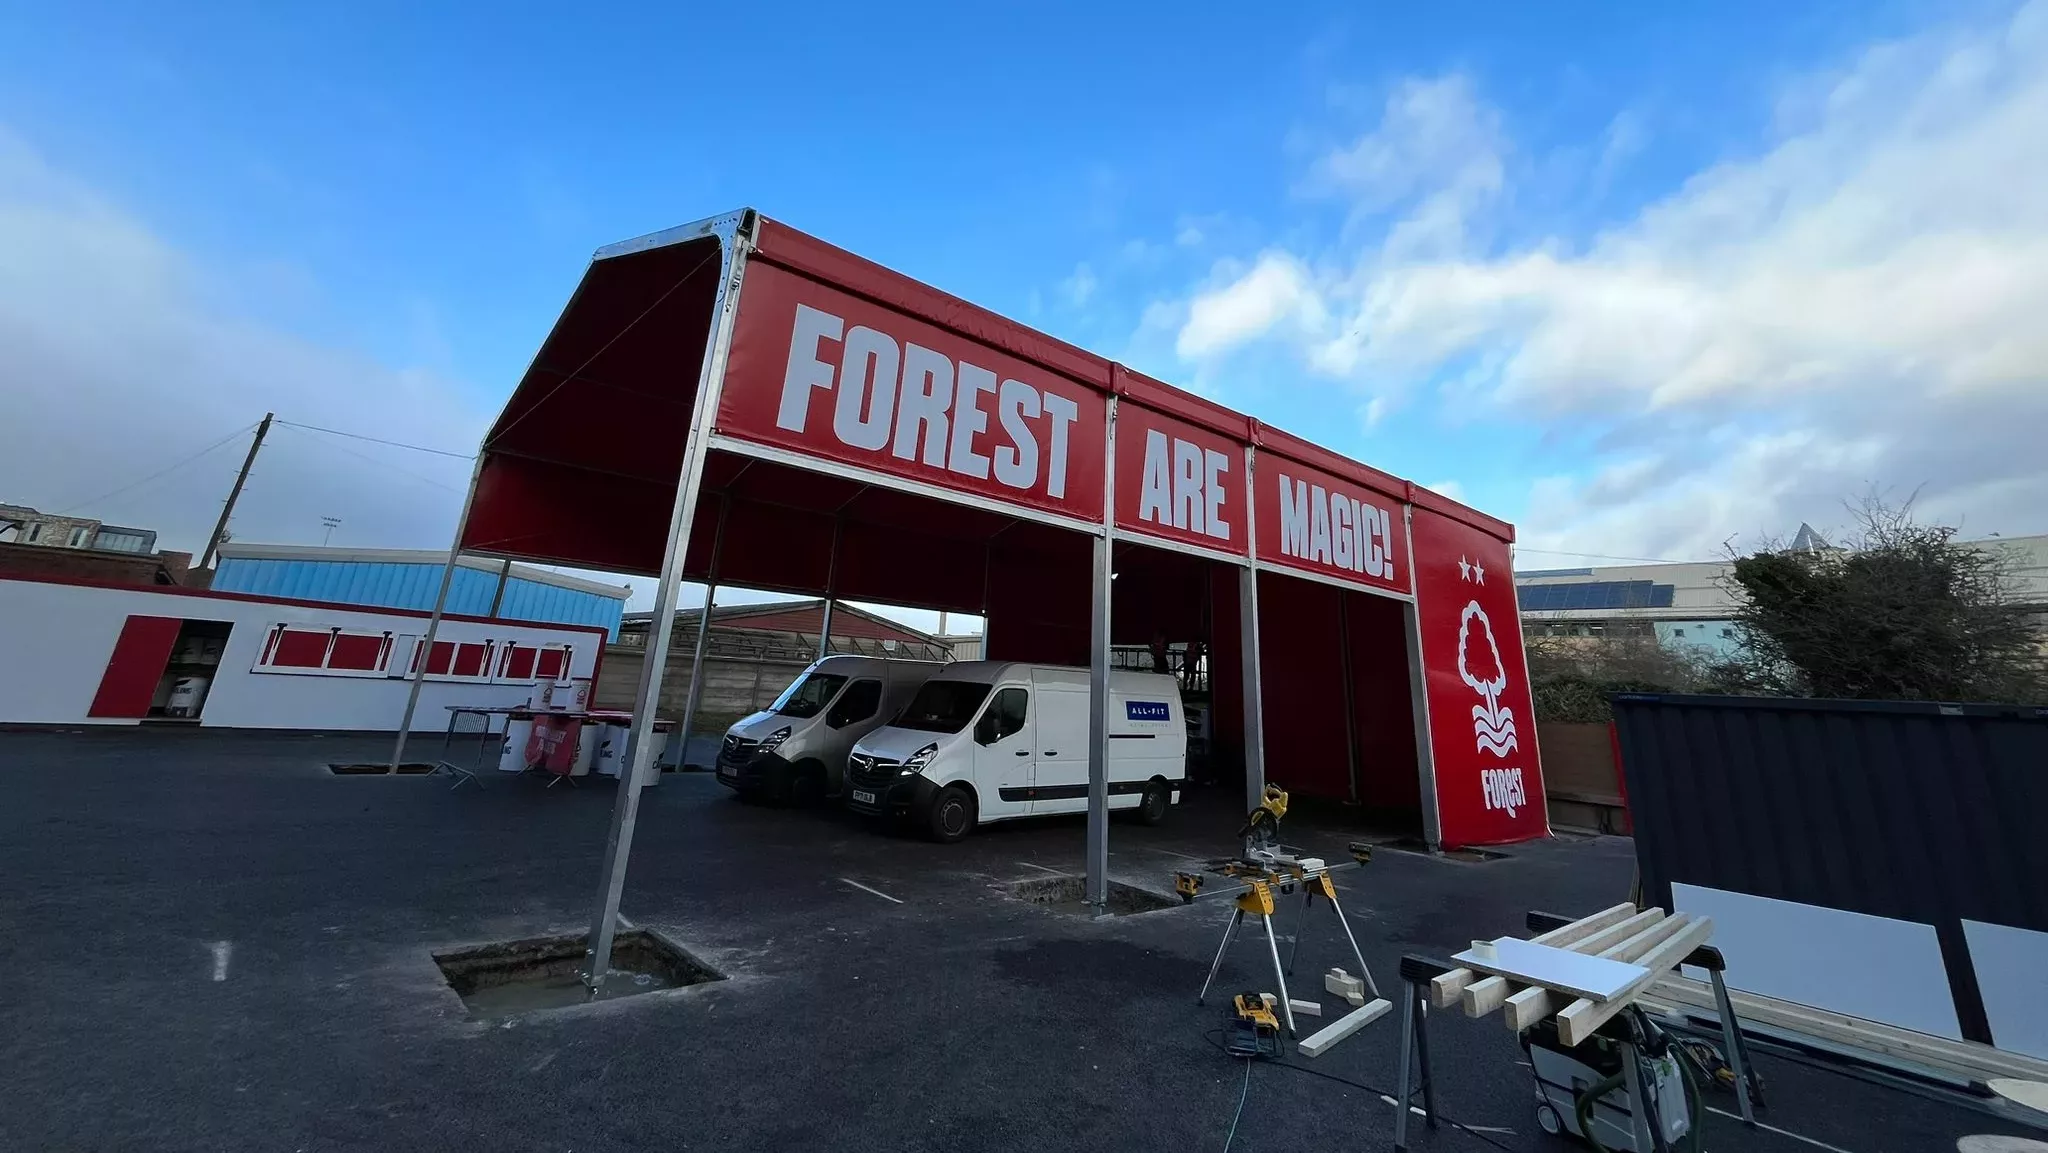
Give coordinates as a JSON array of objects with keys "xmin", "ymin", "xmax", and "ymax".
[
  {"xmin": 927, "ymin": 785, "xmax": 977, "ymax": 844},
  {"xmin": 1136, "ymin": 779, "xmax": 1172, "ymax": 826}
]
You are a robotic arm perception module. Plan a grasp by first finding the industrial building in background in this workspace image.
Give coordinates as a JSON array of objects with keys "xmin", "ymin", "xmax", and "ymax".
[
  {"xmin": 0, "ymin": 502, "xmax": 193, "ymax": 586},
  {"xmin": 1516, "ymin": 529, "xmax": 2048, "ymax": 659},
  {"xmin": 599, "ymin": 599, "xmax": 952, "ymax": 736},
  {"xmin": 210, "ymin": 543, "xmax": 630, "ymax": 636}
]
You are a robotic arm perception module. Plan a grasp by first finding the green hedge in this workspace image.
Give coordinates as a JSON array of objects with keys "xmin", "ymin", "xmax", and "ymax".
[{"xmin": 1531, "ymin": 675, "xmax": 1671, "ymax": 724}]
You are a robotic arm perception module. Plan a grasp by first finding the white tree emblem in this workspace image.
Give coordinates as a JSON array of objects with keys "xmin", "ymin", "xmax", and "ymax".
[{"xmin": 1457, "ymin": 599, "xmax": 1519, "ymax": 757}]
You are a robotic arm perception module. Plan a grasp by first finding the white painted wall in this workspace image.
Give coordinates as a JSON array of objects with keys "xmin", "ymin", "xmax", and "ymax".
[{"xmin": 0, "ymin": 578, "xmax": 604, "ymax": 732}]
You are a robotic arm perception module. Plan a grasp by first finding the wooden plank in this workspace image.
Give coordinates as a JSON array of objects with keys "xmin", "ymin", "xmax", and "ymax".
[
  {"xmin": 1463, "ymin": 976, "xmax": 1523, "ymax": 1018},
  {"xmin": 1298, "ymin": 997, "xmax": 1393, "ymax": 1058},
  {"xmin": 1557, "ymin": 916, "xmax": 1714, "ymax": 1046},
  {"xmin": 1431, "ymin": 903, "xmax": 1635, "ymax": 1008},
  {"xmin": 1290, "ymin": 998, "xmax": 1323, "ymax": 1018},
  {"xmin": 1643, "ymin": 977, "xmax": 2048, "ymax": 1084},
  {"xmin": 1570, "ymin": 908, "xmax": 1667, "ymax": 956},
  {"xmin": 1503, "ymin": 912, "xmax": 1691, "ymax": 1031}
]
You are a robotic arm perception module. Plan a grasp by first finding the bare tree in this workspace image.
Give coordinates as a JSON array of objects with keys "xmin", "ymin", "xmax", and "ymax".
[{"xmin": 1723, "ymin": 495, "xmax": 2047, "ymax": 703}]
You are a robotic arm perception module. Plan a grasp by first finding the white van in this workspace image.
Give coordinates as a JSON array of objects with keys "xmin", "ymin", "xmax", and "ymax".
[
  {"xmin": 716, "ymin": 655, "xmax": 941, "ymax": 804},
  {"xmin": 844, "ymin": 661, "xmax": 1187, "ymax": 842}
]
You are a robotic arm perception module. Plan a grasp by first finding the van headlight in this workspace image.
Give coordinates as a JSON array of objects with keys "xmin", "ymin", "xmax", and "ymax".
[
  {"xmin": 901, "ymin": 743, "xmax": 940, "ymax": 775},
  {"xmin": 760, "ymin": 727, "xmax": 793, "ymax": 751}
]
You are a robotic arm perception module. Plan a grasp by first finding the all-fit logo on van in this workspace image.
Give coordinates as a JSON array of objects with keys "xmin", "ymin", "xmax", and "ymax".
[
  {"xmin": 777, "ymin": 303, "xmax": 1083, "ymax": 500},
  {"xmin": 1126, "ymin": 701, "xmax": 1171, "ymax": 722}
]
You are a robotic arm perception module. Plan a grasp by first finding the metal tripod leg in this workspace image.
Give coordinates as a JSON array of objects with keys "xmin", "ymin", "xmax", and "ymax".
[
  {"xmin": 1286, "ymin": 889, "xmax": 1315, "ymax": 975},
  {"xmin": 1619, "ymin": 1039, "xmax": 1659, "ymax": 1152},
  {"xmin": 1197, "ymin": 909, "xmax": 1245, "ymax": 1006},
  {"xmin": 1392, "ymin": 978, "xmax": 1437, "ymax": 1150},
  {"xmin": 1261, "ymin": 912, "xmax": 1298, "ymax": 1036},
  {"xmin": 1322, "ymin": 886, "xmax": 1380, "ymax": 999},
  {"xmin": 1711, "ymin": 968, "xmax": 1758, "ymax": 1124}
]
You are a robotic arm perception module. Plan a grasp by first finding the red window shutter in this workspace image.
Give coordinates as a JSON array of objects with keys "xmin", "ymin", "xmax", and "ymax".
[
  {"xmin": 452, "ymin": 643, "xmax": 488, "ymax": 677},
  {"xmin": 534, "ymin": 647, "xmax": 566, "ymax": 679},
  {"xmin": 88, "ymin": 615, "xmax": 183, "ymax": 718},
  {"xmin": 506, "ymin": 646, "xmax": 538, "ymax": 680},
  {"xmin": 425, "ymin": 641, "xmax": 454, "ymax": 675},
  {"xmin": 327, "ymin": 633, "xmax": 384, "ymax": 671},
  {"xmin": 271, "ymin": 629, "xmax": 331, "ymax": 668}
]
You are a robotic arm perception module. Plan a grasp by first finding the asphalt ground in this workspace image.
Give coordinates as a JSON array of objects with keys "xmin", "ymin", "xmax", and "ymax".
[{"xmin": 4, "ymin": 728, "xmax": 2043, "ymax": 1152}]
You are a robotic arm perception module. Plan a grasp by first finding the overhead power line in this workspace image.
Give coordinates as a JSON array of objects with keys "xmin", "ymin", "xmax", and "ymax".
[
  {"xmin": 276, "ymin": 423, "xmax": 466, "ymax": 495},
  {"xmin": 53, "ymin": 421, "xmax": 261, "ymax": 515},
  {"xmin": 1513, "ymin": 547, "xmax": 1703, "ymax": 566},
  {"xmin": 274, "ymin": 420, "xmax": 475, "ymax": 460}
]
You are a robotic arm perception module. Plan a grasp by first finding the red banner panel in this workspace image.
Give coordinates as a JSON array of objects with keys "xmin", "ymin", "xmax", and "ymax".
[
  {"xmin": 1113, "ymin": 404, "xmax": 1250, "ymax": 555},
  {"xmin": 1411, "ymin": 506, "xmax": 1547, "ymax": 847},
  {"xmin": 719, "ymin": 261, "xmax": 1108, "ymax": 523},
  {"xmin": 1253, "ymin": 454, "xmax": 1408, "ymax": 595}
]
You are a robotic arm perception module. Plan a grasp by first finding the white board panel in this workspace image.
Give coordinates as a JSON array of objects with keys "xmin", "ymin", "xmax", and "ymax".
[
  {"xmin": 1671, "ymin": 883, "xmax": 1961, "ymax": 1040},
  {"xmin": 1964, "ymin": 920, "xmax": 2048, "ymax": 1061},
  {"xmin": 1451, "ymin": 938, "xmax": 1649, "ymax": 1001}
]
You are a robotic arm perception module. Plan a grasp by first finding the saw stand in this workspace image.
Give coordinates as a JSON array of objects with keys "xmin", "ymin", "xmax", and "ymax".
[{"xmin": 1190, "ymin": 846, "xmax": 1380, "ymax": 1037}]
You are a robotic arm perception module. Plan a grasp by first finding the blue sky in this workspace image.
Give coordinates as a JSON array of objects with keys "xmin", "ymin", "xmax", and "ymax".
[{"xmin": 3, "ymin": 0, "xmax": 2043, "ymax": 612}]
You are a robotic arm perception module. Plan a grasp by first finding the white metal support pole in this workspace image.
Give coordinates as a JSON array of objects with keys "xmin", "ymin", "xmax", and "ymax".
[
  {"xmin": 1085, "ymin": 398, "xmax": 1118, "ymax": 914},
  {"xmin": 1239, "ymin": 446, "xmax": 1267, "ymax": 814},
  {"xmin": 1337, "ymin": 592, "xmax": 1361, "ymax": 805},
  {"xmin": 1401, "ymin": 505, "xmax": 1444, "ymax": 850},
  {"xmin": 487, "ymin": 557, "xmax": 512, "ymax": 618},
  {"xmin": 584, "ymin": 225, "xmax": 749, "ymax": 990},
  {"xmin": 817, "ymin": 517, "xmax": 841, "ymax": 658},
  {"xmin": 390, "ymin": 453, "xmax": 486, "ymax": 772},
  {"xmin": 670, "ymin": 497, "xmax": 729, "ymax": 774},
  {"xmin": 979, "ymin": 539, "xmax": 993, "ymax": 660}
]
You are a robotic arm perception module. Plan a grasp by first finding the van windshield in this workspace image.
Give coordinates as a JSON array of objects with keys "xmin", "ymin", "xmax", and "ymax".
[
  {"xmin": 894, "ymin": 681, "xmax": 993, "ymax": 733},
  {"xmin": 771, "ymin": 672, "xmax": 848, "ymax": 719}
]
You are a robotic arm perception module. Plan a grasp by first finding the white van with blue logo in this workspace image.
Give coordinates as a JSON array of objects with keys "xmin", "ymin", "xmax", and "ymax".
[{"xmin": 844, "ymin": 661, "xmax": 1187, "ymax": 842}]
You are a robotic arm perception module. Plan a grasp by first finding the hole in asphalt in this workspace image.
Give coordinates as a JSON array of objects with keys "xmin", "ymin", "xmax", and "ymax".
[
  {"xmin": 1377, "ymin": 837, "xmax": 1509, "ymax": 863},
  {"xmin": 1000, "ymin": 875, "xmax": 1182, "ymax": 916},
  {"xmin": 433, "ymin": 929, "xmax": 725, "ymax": 1019},
  {"xmin": 328, "ymin": 763, "xmax": 435, "ymax": 775}
]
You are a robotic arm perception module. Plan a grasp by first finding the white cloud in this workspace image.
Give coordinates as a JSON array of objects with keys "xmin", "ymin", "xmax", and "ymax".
[
  {"xmin": 1175, "ymin": 252, "xmax": 1324, "ymax": 359},
  {"xmin": 1169, "ymin": 2, "xmax": 2048, "ymax": 557},
  {"xmin": 1061, "ymin": 261, "xmax": 1099, "ymax": 308},
  {"xmin": 0, "ymin": 127, "xmax": 487, "ymax": 558}
]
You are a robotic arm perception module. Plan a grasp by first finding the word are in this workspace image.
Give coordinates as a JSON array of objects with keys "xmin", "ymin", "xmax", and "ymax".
[
  {"xmin": 1481, "ymin": 766, "xmax": 1527, "ymax": 818},
  {"xmin": 1275, "ymin": 473, "xmax": 1397, "ymax": 580},
  {"xmin": 778, "ymin": 304, "xmax": 1081, "ymax": 498},
  {"xmin": 1135, "ymin": 430, "xmax": 1231, "ymax": 541}
]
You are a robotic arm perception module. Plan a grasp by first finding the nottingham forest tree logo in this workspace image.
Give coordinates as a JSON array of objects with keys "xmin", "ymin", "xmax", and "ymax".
[{"xmin": 1455, "ymin": 556, "xmax": 1518, "ymax": 758}]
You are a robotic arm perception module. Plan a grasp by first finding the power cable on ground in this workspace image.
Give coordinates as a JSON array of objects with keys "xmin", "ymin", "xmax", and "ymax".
[{"xmin": 1201, "ymin": 1029, "xmax": 1517, "ymax": 1152}]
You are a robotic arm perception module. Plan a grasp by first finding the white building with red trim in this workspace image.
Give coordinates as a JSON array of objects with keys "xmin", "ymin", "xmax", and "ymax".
[{"xmin": 0, "ymin": 575, "xmax": 604, "ymax": 731}]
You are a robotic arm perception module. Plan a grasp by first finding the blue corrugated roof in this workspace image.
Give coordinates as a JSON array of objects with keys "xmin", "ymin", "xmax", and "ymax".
[{"xmin": 212, "ymin": 557, "xmax": 625, "ymax": 637}]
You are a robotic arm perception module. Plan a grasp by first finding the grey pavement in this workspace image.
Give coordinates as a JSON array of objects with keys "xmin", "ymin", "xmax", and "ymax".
[{"xmin": 3, "ymin": 728, "xmax": 2039, "ymax": 1152}]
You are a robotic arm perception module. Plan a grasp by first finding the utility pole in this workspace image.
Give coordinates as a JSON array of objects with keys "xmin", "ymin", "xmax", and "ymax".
[{"xmin": 200, "ymin": 412, "xmax": 273, "ymax": 572}]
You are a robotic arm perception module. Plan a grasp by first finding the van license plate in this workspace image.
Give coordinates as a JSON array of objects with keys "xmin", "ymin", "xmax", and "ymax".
[{"xmin": 852, "ymin": 789, "xmax": 876, "ymax": 805}]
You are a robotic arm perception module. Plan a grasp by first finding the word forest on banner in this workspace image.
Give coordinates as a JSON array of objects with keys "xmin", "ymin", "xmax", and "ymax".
[{"xmin": 719, "ymin": 263, "xmax": 1108, "ymax": 523}]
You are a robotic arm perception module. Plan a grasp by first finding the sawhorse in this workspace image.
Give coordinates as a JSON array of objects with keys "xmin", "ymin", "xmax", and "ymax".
[{"xmin": 1389, "ymin": 910, "xmax": 1760, "ymax": 1151}]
